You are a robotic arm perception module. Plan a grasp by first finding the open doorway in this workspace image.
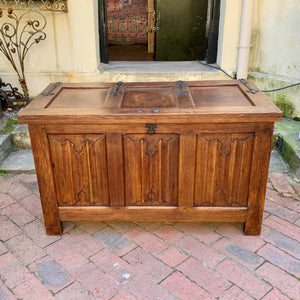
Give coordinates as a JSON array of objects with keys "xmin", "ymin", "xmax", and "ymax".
[
  {"xmin": 107, "ymin": 0, "xmax": 153, "ymax": 61},
  {"xmin": 99, "ymin": 0, "xmax": 220, "ymax": 63}
]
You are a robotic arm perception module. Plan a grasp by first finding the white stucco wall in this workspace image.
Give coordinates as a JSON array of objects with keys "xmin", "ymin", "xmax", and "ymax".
[
  {"xmin": 0, "ymin": 0, "xmax": 99, "ymax": 73},
  {"xmin": 217, "ymin": 0, "xmax": 243, "ymax": 72},
  {"xmin": 0, "ymin": 0, "xmax": 100, "ymax": 95},
  {"xmin": 250, "ymin": 0, "xmax": 300, "ymax": 80}
]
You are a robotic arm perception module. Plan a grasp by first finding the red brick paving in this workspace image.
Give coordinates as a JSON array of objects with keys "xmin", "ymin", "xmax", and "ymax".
[
  {"xmin": 5, "ymin": 233, "xmax": 46, "ymax": 266},
  {"xmin": 2, "ymin": 202, "xmax": 36, "ymax": 226},
  {"xmin": 156, "ymin": 245, "xmax": 189, "ymax": 267},
  {"xmin": 257, "ymin": 243, "xmax": 300, "ymax": 278},
  {"xmin": 63, "ymin": 228, "xmax": 105, "ymax": 257},
  {"xmin": 161, "ymin": 271, "xmax": 213, "ymax": 299},
  {"xmin": 215, "ymin": 259, "xmax": 272, "ymax": 299},
  {"xmin": 123, "ymin": 247, "xmax": 172, "ymax": 282},
  {"xmin": 19, "ymin": 193, "xmax": 43, "ymax": 219},
  {"xmin": 125, "ymin": 226, "xmax": 169, "ymax": 255},
  {"xmin": 23, "ymin": 219, "xmax": 60, "ymax": 248},
  {"xmin": 0, "ymin": 252, "xmax": 33, "ymax": 289},
  {"xmin": 216, "ymin": 223, "xmax": 266, "ymax": 252},
  {"xmin": 264, "ymin": 199, "xmax": 299, "ymax": 222},
  {"xmin": 268, "ymin": 172, "xmax": 296, "ymax": 194},
  {"xmin": 175, "ymin": 235, "xmax": 224, "ymax": 268},
  {"xmin": 91, "ymin": 248, "xmax": 137, "ymax": 284},
  {"xmin": 212, "ymin": 237, "xmax": 264, "ymax": 270},
  {"xmin": 28, "ymin": 256, "xmax": 74, "ymax": 293},
  {"xmin": 263, "ymin": 215, "xmax": 300, "ymax": 242},
  {"xmin": 72, "ymin": 262, "xmax": 120, "ymax": 299},
  {"xmin": 94, "ymin": 226, "xmax": 137, "ymax": 257},
  {"xmin": 13, "ymin": 276, "xmax": 55, "ymax": 300},
  {"xmin": 45, "ymin": 239, "xmax": 89, "ymax": 273},
  {"xmin": 154, "ymin": 224, "xmax": 185, "ymax": 243},
  {"xmin": 175, "ymin": 221, "xmax": 221, "ymax": 245},
  {"xmin": 0, "ymin": 242, "xmax": 7, "ymax": 255},
  {"xmin": 0, "ymin": 193, "xmax": 15, "ymax": 209},
  {"xmin": 55, "ymin": 281, "xmax": 96, "ymax": 300},
  {"xmin": 178, "ymin": 257, "xmax": 231, "ymax": 298},
  {"xmin": 125, "ymin": 274, "xmax": 174, "ymax": 300},
  {"xmin": 261, "ymin": 289, "xmax": 291, "ymax": 300},
  {"xmin": 0, "ymin": 279, "xmax": 15, "ymax": 300},
  {"xmin": 256, "ymin": 262, "xmax": 300, "ymax": 299},
  {"xmin": 0, "ymin": 172, "xmax": 300, "ymax": 299},
  {"xmin": 218, "ymin": 286, "xmax": 253, "ymax": 300},
  {"xmin": 111, "ymin": 289, "xmax": 136, "ymax": 300}
]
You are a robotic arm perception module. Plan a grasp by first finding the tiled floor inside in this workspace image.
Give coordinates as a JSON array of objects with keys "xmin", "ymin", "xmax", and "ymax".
[{"xmin": 0, "ymin": 170, "xmax": 300, "ymax": 299}]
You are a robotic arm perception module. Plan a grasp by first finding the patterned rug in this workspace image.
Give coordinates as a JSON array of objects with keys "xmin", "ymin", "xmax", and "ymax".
[{"xmin": 107, "ymin": 0, "xmax": 148, "ymax": 45}]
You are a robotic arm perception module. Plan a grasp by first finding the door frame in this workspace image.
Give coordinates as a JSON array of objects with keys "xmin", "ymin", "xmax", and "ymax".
[
  {"xmin": 99, "ymin": 0, "xmax": 109, "ymax": 63},
  {"xmin": 206, "ymin": 0, "xmax": 220, "ymax": 63},
  {"xmin": 98, "ymin": 0, "xmax": 220, "ymax": 63}
]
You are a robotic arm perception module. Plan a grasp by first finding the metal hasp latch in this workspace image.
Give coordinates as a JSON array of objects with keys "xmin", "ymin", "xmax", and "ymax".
[
  {"xmin": 176, "ymin": 80, "xmax": 188, "ymax": 96},
  {"xmin": 42, "ymin": 82, "xmax": 62, "ymax": 96},
  {"xmin": 146, "ymin": 123, "xmax": 157, "ymax": 135},
  {"xmin": 110, "ymin": 81, "xmax": 123, "ymax": 96}
]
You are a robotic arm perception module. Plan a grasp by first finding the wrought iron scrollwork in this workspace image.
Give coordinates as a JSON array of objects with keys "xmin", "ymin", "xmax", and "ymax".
[
  {"xmin": 0, "ymin": 78, "xmax": 28, "ymax": 110},
  {"xmin": 0, "ymin": 8, "xmax": 47, "ymax": 99},
  {"xmin": 0, "ymin": 1, "xmax": 68, "ymax": 12}
]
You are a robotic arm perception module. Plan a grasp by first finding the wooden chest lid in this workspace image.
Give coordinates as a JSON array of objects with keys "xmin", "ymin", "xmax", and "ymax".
[{"xmin": 18, "ymin": 80, "xmax": 282, "ymax": 124}]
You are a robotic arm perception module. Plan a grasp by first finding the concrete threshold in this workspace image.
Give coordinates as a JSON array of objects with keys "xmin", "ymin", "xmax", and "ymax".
[
  {"xmin": 100, "ymin": 61, "xmax": 224, "ymax": 74},
  {"xmin": 0, "ymin": 149, "xmax": 35, "ymax": 173},
  {"xmin": 0, "ymin": 122, "xmax": 33, "ymax": 173},
  {"xmin": 1, "ymin": 62, "xmax": 232, "ymax": 97}
]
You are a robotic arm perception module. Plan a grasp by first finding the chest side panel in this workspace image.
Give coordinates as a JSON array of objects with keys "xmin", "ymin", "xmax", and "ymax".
[
  {"xmin": 48, "ymin": 134, "xmax": 109, "ymax": 206},
  {"xmin": 194, "ymin": 133, "xmax": 254, "ymax": 207}
]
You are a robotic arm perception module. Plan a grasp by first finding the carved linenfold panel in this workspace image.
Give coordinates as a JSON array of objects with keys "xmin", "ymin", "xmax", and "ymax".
[
  {"xmin": 198, "ymin": 134, "xmax": 254, "ymax": 155},
  {"xmin": 123, "ymin": 134, "xmax": 179, "ymax": 206},
  {"xmin": 77, "ymin": 189, "xmax": 89, "ymax": 205},
  {"xmin": 146, "ymin": 188, "xmax": 158, "ymax": 203},
  {"xmin": 49, "ymin": 134, "xmax": 109, "ymax": 206},
  {"xmin": 195, "ymin": 133, "xmax": 254, "ymax": 207},
  {"xmin": 49, "ymin": 135, "xmax": 103, "ymax": 156}
]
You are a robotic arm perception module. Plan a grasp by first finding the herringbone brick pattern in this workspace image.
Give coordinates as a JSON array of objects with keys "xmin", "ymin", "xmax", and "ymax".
[{"xmin": 0, "ymin": 172, "xmax": 300, "ymax": 299}]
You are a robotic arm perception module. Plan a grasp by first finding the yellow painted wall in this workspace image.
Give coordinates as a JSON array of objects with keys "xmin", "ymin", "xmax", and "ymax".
[{"xmin": 250, "ymin": 0, "xmax": 300, "ymax": 80}]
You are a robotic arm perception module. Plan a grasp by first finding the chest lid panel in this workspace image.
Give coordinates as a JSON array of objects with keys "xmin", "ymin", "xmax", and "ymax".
[
  {"xmin": 46, "ymin": 88, "xmax": 110, "ymax": 109},
  {"xmin": 18, "ymin": 80, "xmax": 282, "ymax": 124}
]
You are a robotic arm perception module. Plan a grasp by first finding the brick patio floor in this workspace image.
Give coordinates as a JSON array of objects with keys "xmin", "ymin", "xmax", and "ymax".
[{"xmin": 0, "ymin": 172, "xmax": 300, "ymax": 299}]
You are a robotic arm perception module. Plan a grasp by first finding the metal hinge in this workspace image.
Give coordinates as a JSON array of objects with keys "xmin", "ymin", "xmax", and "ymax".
[
  {"xmin": 239, "ymin": 79, "xmax": 259, "ymax": 94},
  {"xmin": 110, "ymin": 81, "xmax": 123, "ymax": 96},
  {"xmin": 176, "ymin": 80, "xmax": 188, "ymax": 95},
  {"xmin": 42, "ymin": 82, "xmax": 62, "ymax": 96}
]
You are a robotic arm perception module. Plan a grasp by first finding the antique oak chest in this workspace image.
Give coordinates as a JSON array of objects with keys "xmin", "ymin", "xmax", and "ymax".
[{"xmin": 18, "ymin": 80, "xmax": 282, "ymax": 235}]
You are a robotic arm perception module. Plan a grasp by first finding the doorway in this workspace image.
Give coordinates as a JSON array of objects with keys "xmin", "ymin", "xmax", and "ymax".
[{"xmin": 98, "ymin": 0, "xmax": 220, "ymax": 63}]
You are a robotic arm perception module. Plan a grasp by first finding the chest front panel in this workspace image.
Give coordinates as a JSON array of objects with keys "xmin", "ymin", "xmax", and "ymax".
[{"xmin": 46, "ymin": 126, "xmax": 257, "ymax": 209}]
